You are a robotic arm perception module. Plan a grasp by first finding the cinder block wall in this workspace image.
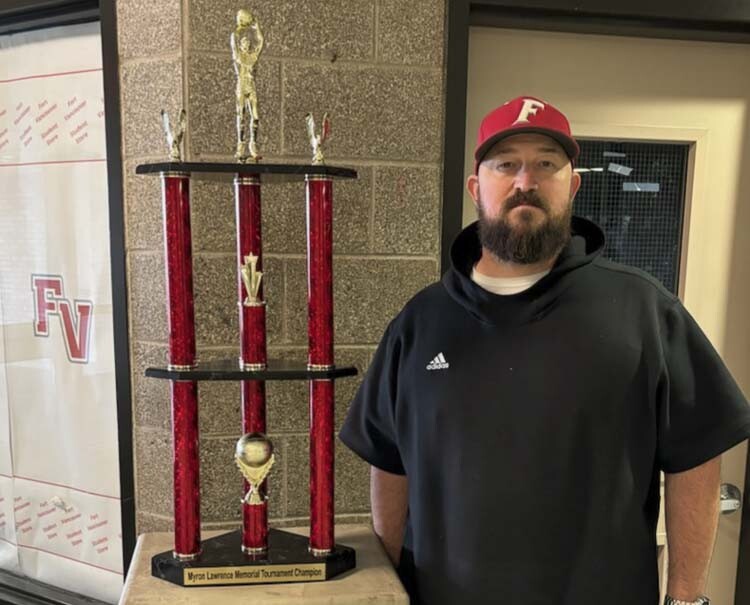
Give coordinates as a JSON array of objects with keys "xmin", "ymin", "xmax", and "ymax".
[{"xmin": 117, "ymin": 0, "xmax": 446, "ymax": 534}]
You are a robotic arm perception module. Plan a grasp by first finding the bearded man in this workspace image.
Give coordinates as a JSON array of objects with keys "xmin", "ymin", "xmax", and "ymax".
[{"xmin": 340, "ymin": 96, "xmax": 750, "ymax": 605}]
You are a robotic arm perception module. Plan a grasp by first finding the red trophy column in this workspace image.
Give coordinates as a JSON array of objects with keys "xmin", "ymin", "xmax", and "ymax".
[
  {"xmin": 234, "ymin": 175, "xmax": 268, "ymax": 554},
  {"xmin": 161, "ymin": 172, "xmax": 200, "ymax": 559},
  {"xmin": 306, "ymin": 175, "xmax": 335, "ymax": 555}
]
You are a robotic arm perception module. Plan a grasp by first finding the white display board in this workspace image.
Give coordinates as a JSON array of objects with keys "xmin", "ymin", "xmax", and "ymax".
[{"xmin": 0, "ymin": 21, "xmax": 123, "ymax": 603}]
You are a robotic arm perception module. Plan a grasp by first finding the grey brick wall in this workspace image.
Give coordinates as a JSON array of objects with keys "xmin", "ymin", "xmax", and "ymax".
[{"xmin": 117, "ymin": 0, "xmax": 446, "ymax": 534}]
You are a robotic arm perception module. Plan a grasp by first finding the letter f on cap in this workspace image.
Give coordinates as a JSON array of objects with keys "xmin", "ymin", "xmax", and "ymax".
[{"xmin": 513, "ymin": 99, "xmax": 545, "ymax": 124}]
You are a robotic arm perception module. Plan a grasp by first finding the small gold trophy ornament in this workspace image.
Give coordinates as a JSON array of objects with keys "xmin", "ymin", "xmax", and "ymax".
[
  {"xmin": 306, "ymin": 112, "xmax": 331, "ymax": 165},
  {"xmin": 240, "ymin": 253, "xmax": 264, "ymax": 306},
  {"xmin": 231, "ymin": 9, "xmax": 264, "ymax": 163},
  {"xmin": 161, "ymin": 109, "xmax": 186, "ymax": 162},
  {"xmin": 235, "ymin": 433, "xmax": 275, "ymax": 505}
]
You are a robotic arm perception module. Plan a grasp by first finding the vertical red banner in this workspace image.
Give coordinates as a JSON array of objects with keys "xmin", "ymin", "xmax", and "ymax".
[
  {"xmin": 161, "ymin": 173, "xmax": 200, "ymax": 558},
  {"xmin": 234, "ymin": 176, "xmax": 269, "ymax": 553}
]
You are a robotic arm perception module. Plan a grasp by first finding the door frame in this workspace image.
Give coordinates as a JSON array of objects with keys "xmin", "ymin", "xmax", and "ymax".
[
  {"xmin": 441, "ymin": 2, "xmax": 750, "ymax": 602},
  {"xmin": 0, "ymin": 1, "xmax": 133, "ymax": 603}
]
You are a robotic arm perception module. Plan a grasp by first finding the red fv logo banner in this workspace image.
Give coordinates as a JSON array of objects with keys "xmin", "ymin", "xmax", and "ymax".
[{"xmin": 31, "ymin": 274, "xmax": 93, "ymax": 364}]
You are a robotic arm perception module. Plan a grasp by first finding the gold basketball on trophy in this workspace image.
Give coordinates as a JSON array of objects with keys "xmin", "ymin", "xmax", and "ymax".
[{"xmin": 235, "ymin": 433, "xmax": 275, "ymax": 505}]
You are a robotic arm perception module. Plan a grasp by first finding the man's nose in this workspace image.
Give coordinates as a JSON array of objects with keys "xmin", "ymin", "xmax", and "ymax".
[{"xmin": 513, "ymin": 165, "xmax": 538, "ymax": 192}]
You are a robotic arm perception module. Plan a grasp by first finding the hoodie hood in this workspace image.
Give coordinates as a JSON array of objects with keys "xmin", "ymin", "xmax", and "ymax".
[{"xmin": 442, "ymin": 215, "xmax": 605, "ymax": 326}]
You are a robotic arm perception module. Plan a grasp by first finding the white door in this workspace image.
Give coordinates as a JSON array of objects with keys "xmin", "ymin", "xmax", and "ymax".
[{"xmin": 464, "ymin": 27, "xmax": 750, "ymax": 604}]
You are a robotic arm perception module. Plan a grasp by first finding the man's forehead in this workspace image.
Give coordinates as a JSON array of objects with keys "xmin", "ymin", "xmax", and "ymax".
[{"xmin": 487, "ymin": 133, "xmax": 567, "ymax": 156}]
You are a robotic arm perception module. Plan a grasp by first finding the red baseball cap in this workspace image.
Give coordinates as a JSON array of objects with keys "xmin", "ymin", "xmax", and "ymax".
[{"xmin": 474, "ymin": 96, "xmax": 579, "ymax": 169}]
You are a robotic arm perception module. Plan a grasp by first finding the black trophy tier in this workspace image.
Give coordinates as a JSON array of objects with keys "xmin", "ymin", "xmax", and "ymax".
[
  {"xmin": 152, "ymin": 528, "xmax": 356, "ymax": 587},
  {"xmin": 145, "ymin": 358, "xmax": 358, "ymax": 381},
  {"xmin": 135, "ymin": 161, "xmax": 357, "ymax": 182}
]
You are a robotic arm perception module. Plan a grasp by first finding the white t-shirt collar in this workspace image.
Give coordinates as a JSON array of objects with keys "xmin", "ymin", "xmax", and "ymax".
[{"xmin": 470, "ymin": 264, "xmax": 551, "ymax": 295}]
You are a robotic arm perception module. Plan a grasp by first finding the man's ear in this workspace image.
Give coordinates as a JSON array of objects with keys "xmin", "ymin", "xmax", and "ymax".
[
  {"xmin": 569, "ymin": 168, "xmax": 582, "ymax": 200},
  {"xmin": 467, "ymin": 174, "xmax": 480, "ymax": 208}
]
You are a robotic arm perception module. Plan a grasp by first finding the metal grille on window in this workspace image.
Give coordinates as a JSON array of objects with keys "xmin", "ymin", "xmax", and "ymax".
[{"xmin": 573, "ymin": 140, "xmax": 689, "ymax": 295}]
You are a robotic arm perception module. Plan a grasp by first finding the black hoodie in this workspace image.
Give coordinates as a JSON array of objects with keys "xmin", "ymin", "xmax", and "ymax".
[{"xmin": 340, "ymin": 217, "xmax": 750, "ymax": 605}]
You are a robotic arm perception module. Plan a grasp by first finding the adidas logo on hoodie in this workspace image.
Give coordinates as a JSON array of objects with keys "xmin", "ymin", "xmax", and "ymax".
[{"xmin": 426, "ymin": 352, "xmax": 449, "ymax": 370}]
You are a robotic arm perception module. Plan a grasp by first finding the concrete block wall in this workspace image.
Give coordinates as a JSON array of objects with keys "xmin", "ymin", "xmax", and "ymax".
[{"xmin": 116, "ymin": 0, "xmax": 446, "ymax": 534}]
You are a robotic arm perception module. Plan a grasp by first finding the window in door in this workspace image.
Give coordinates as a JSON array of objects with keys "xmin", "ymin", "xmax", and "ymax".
[{"xmin": 573, "ymin": 140, "xmax": 689, "ymax": 295}]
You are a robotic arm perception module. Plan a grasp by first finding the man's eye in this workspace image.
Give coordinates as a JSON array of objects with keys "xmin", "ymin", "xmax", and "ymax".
[
  {"xmin": 496, "ymin": 161, "xmax": 515, "ymax": 170},
  {"xmin": 539, "ymin": 160, "xmax": 555, "ymax": 168}
]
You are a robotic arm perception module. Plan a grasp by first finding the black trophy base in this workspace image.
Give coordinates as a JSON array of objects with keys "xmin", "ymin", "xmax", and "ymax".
[{"xmin": 152, "ymin": 528, "xmax": 356, "ymax": 587}]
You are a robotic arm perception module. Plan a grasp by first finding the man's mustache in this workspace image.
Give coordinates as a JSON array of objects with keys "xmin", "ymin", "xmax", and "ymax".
[{"xmin": 505, "ymin": 191, "xmax": 548, "ymax": 212}]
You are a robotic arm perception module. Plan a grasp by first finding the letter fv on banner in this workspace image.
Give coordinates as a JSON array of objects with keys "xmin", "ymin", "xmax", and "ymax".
[{"xmin": 31, "ymin": 274, "xmax": 93, "ymax": 364}]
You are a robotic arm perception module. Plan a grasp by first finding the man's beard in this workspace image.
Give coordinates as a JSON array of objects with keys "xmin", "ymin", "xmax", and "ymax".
[{"xmin": 476, "ymin": 189, "xmax": 573, "ymax": 264}]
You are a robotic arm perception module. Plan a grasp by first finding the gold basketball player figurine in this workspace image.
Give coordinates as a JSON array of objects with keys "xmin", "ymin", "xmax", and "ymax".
[
  {"xmin": 240, "ymin": 253, "xmax": 264, "ymax": 306},
  {"xmin": 235, "ymin": 433, "xmax": 275, "ymax": 505},
  {"xmin": 161, "ymin": 109, "xmax": 186, "ymax": 162},
  {"xmin": 231, "ymin": 9, "xmax": 264, "ymax": 163},
  {"xmin": 306, "ymin": 112, "xmax": 330, "ymax": 165}
]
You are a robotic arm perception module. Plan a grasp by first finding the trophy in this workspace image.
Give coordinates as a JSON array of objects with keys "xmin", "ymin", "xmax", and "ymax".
[
  {"xmin": 138, "ymin": 7, "xmax": 359, "ymax": 587},
  {"xmin": 235, "ymin": 433, "xmax": 274, "ymax": 507},
  {"xmin": 161, "ymin": 109, "xmax": 186, "ymax": 162},
  {"xmin": 231, "ymin": 8, "xmax": 264, "ymax": 163},
  {"xmin": 306, "ymin": 112, "xmax": 330, "ymax": 165},
  {"xmin": 240, "ymin": 253, "xmax": 263, "ymax": 307}
]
